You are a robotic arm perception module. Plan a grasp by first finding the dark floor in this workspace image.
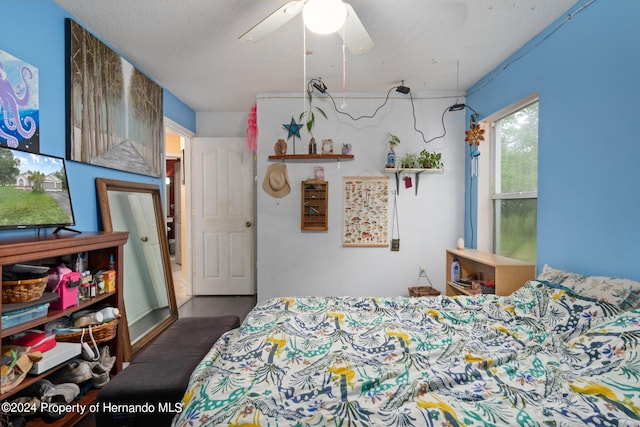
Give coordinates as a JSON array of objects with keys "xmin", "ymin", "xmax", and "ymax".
[{"xmin": 178, "ymin": 295, "xmax": 257, "ymax": 322}]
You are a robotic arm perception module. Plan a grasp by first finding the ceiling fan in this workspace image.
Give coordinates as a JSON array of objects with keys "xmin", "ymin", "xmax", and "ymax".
[{"xmin": 239, "ymin": 0, "xmax": 374, "ymax": 55}]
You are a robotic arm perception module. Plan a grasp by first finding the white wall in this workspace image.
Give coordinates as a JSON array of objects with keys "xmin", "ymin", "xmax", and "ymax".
[
  {"xmin": 197, "ymin": 112, "xmax": 246, "ymax": 137},
  {"xmin": 256, "ymin": 91, "xmax": 466, "ymax": 302}
]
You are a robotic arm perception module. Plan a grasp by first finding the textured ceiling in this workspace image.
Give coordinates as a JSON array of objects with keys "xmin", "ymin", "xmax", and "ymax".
[{"xmin": 53, "ymin": 0, "xmax": 578, "ymax": 113}]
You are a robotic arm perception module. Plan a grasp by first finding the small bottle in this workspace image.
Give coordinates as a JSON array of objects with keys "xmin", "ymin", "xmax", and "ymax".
[
  {"xmin": 386, "ymin": 149, "xmax": 396, "ymax": 168},
  {"xmin": 80, "ymin": 282, "xmax": 90, "ymax": 300},
  {"xmin": 108, "ymin": 254, "xmax": 115, "ymax": 270},
  {"xmin": 73, "ymin": 311, "xmax": 104, "ymax": 327},
  {"xmin": 95, "ymin": 307, "xmax": 120, "ymax": 322},
  {"xmin": 451, "ymin": 256, "xmax": 461, "ymax": 282}
]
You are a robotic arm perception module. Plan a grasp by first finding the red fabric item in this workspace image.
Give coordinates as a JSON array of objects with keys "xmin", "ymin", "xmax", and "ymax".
[{"xmin": 8, "ymin": 330, "xmax": 56, "ymax": 353}]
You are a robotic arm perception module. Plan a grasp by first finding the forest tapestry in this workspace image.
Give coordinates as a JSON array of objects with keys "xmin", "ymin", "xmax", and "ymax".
[{"xmin": 66, "ymin": 19, "xmax": 163, "ymax": 177}]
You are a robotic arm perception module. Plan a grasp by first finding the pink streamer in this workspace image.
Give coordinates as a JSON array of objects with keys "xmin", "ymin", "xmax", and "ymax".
[{"xmin": 246, "ymin": 103, "xmax": 258, "ymax": 152}]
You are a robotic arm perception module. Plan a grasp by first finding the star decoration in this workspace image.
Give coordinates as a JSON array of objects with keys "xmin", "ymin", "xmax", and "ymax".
[
  {"xmin": 465, "ymin": 120, "xmax": 485, "ymax": 146},
  {"xmin": 283, "ymin": 117, "xmax": 302, "ymax": 140}
]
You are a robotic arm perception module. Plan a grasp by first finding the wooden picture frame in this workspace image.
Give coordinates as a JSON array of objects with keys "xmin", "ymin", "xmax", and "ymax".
[
  {"xmin": 96, "ymin": 178, "xmax": 178, "ymax": 361},
  {"xmin": 66, "ymin": 19, "xmax": 163, "ymax": 177},
  {"xmin": 343, "ymin": 176, "xmax": 389, "ymax": 247}
]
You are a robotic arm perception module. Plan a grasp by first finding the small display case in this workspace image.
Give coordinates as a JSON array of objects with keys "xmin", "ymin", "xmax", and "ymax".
[{"xmin": 301, "ymin": 179, "xmax": 328, "ymax": 231}]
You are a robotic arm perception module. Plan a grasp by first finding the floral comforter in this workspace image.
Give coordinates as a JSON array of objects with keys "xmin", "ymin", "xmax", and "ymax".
[{"xmin": 173, "ymin": 281, "xmax": 640, "ymax": 426}]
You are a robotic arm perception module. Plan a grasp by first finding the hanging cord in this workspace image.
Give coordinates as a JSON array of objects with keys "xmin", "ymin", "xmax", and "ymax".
[
  {"xmin": 391, "ymin": 190, "xmax": 400, "ymax": 241},
  {"xmin": 325, "ymin": 85, "xmax": 397, "ymax": 121},
  {"xmin": 324, "ymin": 84, "xmax": 472, "ymax": 145},
  {"xmin": 469, "ymin": 169, "xmax": 475, "ymax": 248},
  {"xmin": 418, "ymin": 269, "xmax": 435, "ymax": 288},
  {"xmin": 80, "ymin": 326, "xmax": 100, "ymax": 361}
]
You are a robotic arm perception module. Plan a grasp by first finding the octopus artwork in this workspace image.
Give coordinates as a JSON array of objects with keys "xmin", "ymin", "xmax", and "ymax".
[{"xmin": 0, "ymin": 53, "xmax": 37, "ymax": 150}]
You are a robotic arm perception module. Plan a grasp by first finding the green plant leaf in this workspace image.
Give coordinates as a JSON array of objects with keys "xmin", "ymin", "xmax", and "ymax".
[
  {"xmin": 314, "ymin": 106, "xmax": 327, "ymax": 120},
  {"xmin": 388, "ymin": 133, "xmax": 401, "ymax": 147},
  {"xmin": 307, "ymin": 112, "xmax": 315, "ymax": 133}
]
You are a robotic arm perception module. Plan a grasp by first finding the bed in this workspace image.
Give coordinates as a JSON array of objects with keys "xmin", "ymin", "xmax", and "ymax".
[{"xmin": 172, "ymin": 266, "xmax": 640, "ymax": 426}]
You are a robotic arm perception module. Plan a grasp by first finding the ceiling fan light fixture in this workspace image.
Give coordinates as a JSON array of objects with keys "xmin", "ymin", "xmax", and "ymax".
[
  {"xmin": 303, "ymin": 0, "xmax": 347, "ymax": 35},
  {"xmin": 284, "ymin": 2, "xmax": 304, "ymax": 16}
]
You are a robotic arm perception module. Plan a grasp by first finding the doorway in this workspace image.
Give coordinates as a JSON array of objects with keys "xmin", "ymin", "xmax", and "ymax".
[
  {"xmin": 165, "ymin": 121, "xmax": 192, "ymax": 306},
  {"xmin": 164, "ymin": 125, "xmax": 255, "ymax": 300}
]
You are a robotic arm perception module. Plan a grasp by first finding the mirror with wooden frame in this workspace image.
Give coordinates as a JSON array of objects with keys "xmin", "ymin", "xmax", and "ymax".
[{"xmin": 96, "ymin": 178, "xmax": 178, "ymax": 361}]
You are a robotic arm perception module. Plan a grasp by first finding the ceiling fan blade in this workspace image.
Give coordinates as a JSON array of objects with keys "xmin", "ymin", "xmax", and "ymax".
[
  {"xmin": 339, "ymin": 3, "xmax": 374, "ymax": 55},
  {"xmin": 239, "ymin": 1, "xmax": 305, "ymax": 42}
]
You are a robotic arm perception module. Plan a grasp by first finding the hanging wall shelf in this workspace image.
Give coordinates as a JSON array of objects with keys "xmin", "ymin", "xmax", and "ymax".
[
  {"xmin": 268, "ymin": 154, "xmax": 354, "ymax": 162},
  {"xmin": 301, "ymin": 179, "xmax": 328, "ymax": 231},
  {"xmin": 383, "ymin": 167, "xmax": 443, "ymax": 195}
]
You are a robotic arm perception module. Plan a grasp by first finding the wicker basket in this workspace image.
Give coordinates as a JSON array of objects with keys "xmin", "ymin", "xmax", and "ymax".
[
  {"xmin": 408, "ymin": 286, "xmax": 441, "ymax": 297},
  {"xmin": 2, "ymin": 276, "xmax": 48, "ymax": 303},
  {"xmin": 56, "ymin": 317, "xmax": 119, "ymax": 346}
]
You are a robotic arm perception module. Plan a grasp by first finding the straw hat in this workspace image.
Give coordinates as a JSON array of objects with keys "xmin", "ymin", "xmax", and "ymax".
[{"xmin": 262, "ymin": 163, "xmax": 290, "ymax": 198}]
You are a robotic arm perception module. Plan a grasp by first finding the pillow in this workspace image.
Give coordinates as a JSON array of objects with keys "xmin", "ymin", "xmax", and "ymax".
[{"xmin": 537, "ymin": 264, "xmax": 640, "ymax": 310}]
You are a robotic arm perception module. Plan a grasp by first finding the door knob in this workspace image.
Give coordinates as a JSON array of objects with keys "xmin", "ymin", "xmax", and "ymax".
[
  {"xmin": 140, "ymin": 236, "xmax": 148, "ymax": 242},
  {"xmin": 246, "ymin": 221, "xmax": 253, "ymax": 228}
]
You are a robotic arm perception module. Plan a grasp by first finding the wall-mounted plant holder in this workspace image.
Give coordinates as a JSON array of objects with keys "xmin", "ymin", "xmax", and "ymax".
[{"xmin": 384, "ymin": 168, "xmax": 443, "ymax": 195}]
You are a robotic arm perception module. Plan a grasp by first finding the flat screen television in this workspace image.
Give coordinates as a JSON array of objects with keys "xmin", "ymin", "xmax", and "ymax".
[{"xmin": 0, "ymin": 146, "xmax": 77, "ymax": 232}]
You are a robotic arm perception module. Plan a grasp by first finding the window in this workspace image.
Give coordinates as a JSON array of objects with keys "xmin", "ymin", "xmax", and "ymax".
[{"xmin": 491, "ymin": 100, "xmax": 538, "ymax": 264}]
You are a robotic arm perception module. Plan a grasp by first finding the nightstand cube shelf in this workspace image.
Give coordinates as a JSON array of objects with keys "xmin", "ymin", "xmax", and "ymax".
[{"xmin": 445, "ymin": 249, "xmax": 535, "ymax": 297}]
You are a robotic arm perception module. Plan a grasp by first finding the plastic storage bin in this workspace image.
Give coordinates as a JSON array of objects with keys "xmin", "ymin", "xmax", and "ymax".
[
  {"xmin": 1, "ymin": 303, "xmax": 50, "ymax": 329},
  {"xmin": 49, "ymin": 272, "xmax": 81, "ymax": 310}
]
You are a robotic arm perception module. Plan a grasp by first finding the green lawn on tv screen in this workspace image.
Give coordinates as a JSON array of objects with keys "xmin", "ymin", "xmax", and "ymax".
[{"xmin": 0, "ymin": 186, "xmax": 72, "ymax": 226}]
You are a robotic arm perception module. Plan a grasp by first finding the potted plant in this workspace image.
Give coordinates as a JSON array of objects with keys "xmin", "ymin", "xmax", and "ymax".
[
  {"xmin": 418, "ymin": 149, "xmax": 443, "ymax": 169},
  {"xmin": 399, "ymin": 153, "xmax": 420, "ymax": 169},
  {"xmin": 299, "ymin": 84, "xmax": 328, "ymax": 140},
  {"xmin": 386, "ymin": 133, "xmax": 401, "ymax": 167}
]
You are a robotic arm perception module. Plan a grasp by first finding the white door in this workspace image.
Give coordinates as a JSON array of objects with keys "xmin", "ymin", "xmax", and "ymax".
[{"xmin": 192, "ymin": 137, "xmax": 254, "ymax": 295}]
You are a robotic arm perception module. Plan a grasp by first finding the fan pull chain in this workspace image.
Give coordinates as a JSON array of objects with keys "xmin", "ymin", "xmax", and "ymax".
[
  {"xmin": 455, "ymin": 60, "xmax": 460, "ymax": 105},
  {"xmin": 341, "ymin": 25, "xmax": 347, "ymax": 109},
  {"xmin": 303, "ymin": 21, "xmax": 307, "ymax": 114}
]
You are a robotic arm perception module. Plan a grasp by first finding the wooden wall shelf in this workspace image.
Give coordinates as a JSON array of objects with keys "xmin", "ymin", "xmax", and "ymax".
[
  {"xmin": 383, "ymin": 167, "xmax": 443, "ymax": 195},
  {"xmin": 268, "ymin": 154, "xmax": 354, "ymax": 162}
]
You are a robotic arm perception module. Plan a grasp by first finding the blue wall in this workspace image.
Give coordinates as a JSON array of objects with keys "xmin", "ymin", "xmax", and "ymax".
[
  {"xmin": 466, "ymin": 0, "xmax": 640, "ymax": 280},
  {"xmin": 1, "ymin": 0, "xmax": 195, "ymax": 238}
]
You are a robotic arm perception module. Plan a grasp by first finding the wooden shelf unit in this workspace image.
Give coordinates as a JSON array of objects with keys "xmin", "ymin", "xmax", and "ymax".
[
  {"xmin": 301, "ymin": 179, "xmax": 328, "ymax": 231},
  {"xmin": 445, "ymin": 248, "xmax": 535, "ymax": 297},
  {"xmin": 0, "ymin": 231, "xmax": 128, "ymax": 425}
]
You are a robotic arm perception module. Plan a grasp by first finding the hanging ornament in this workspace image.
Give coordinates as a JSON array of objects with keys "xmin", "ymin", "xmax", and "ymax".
[
  {"xmin": 464, "ymin": 116, "xmax": 485, "ymax": 146},
  {"xmin": 465, "ymin": 116, "xmax": 484, "ymax": 177},
  {"xmin": 246, "ymin": 103, "xmax": 258, "ymax": 159}
]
